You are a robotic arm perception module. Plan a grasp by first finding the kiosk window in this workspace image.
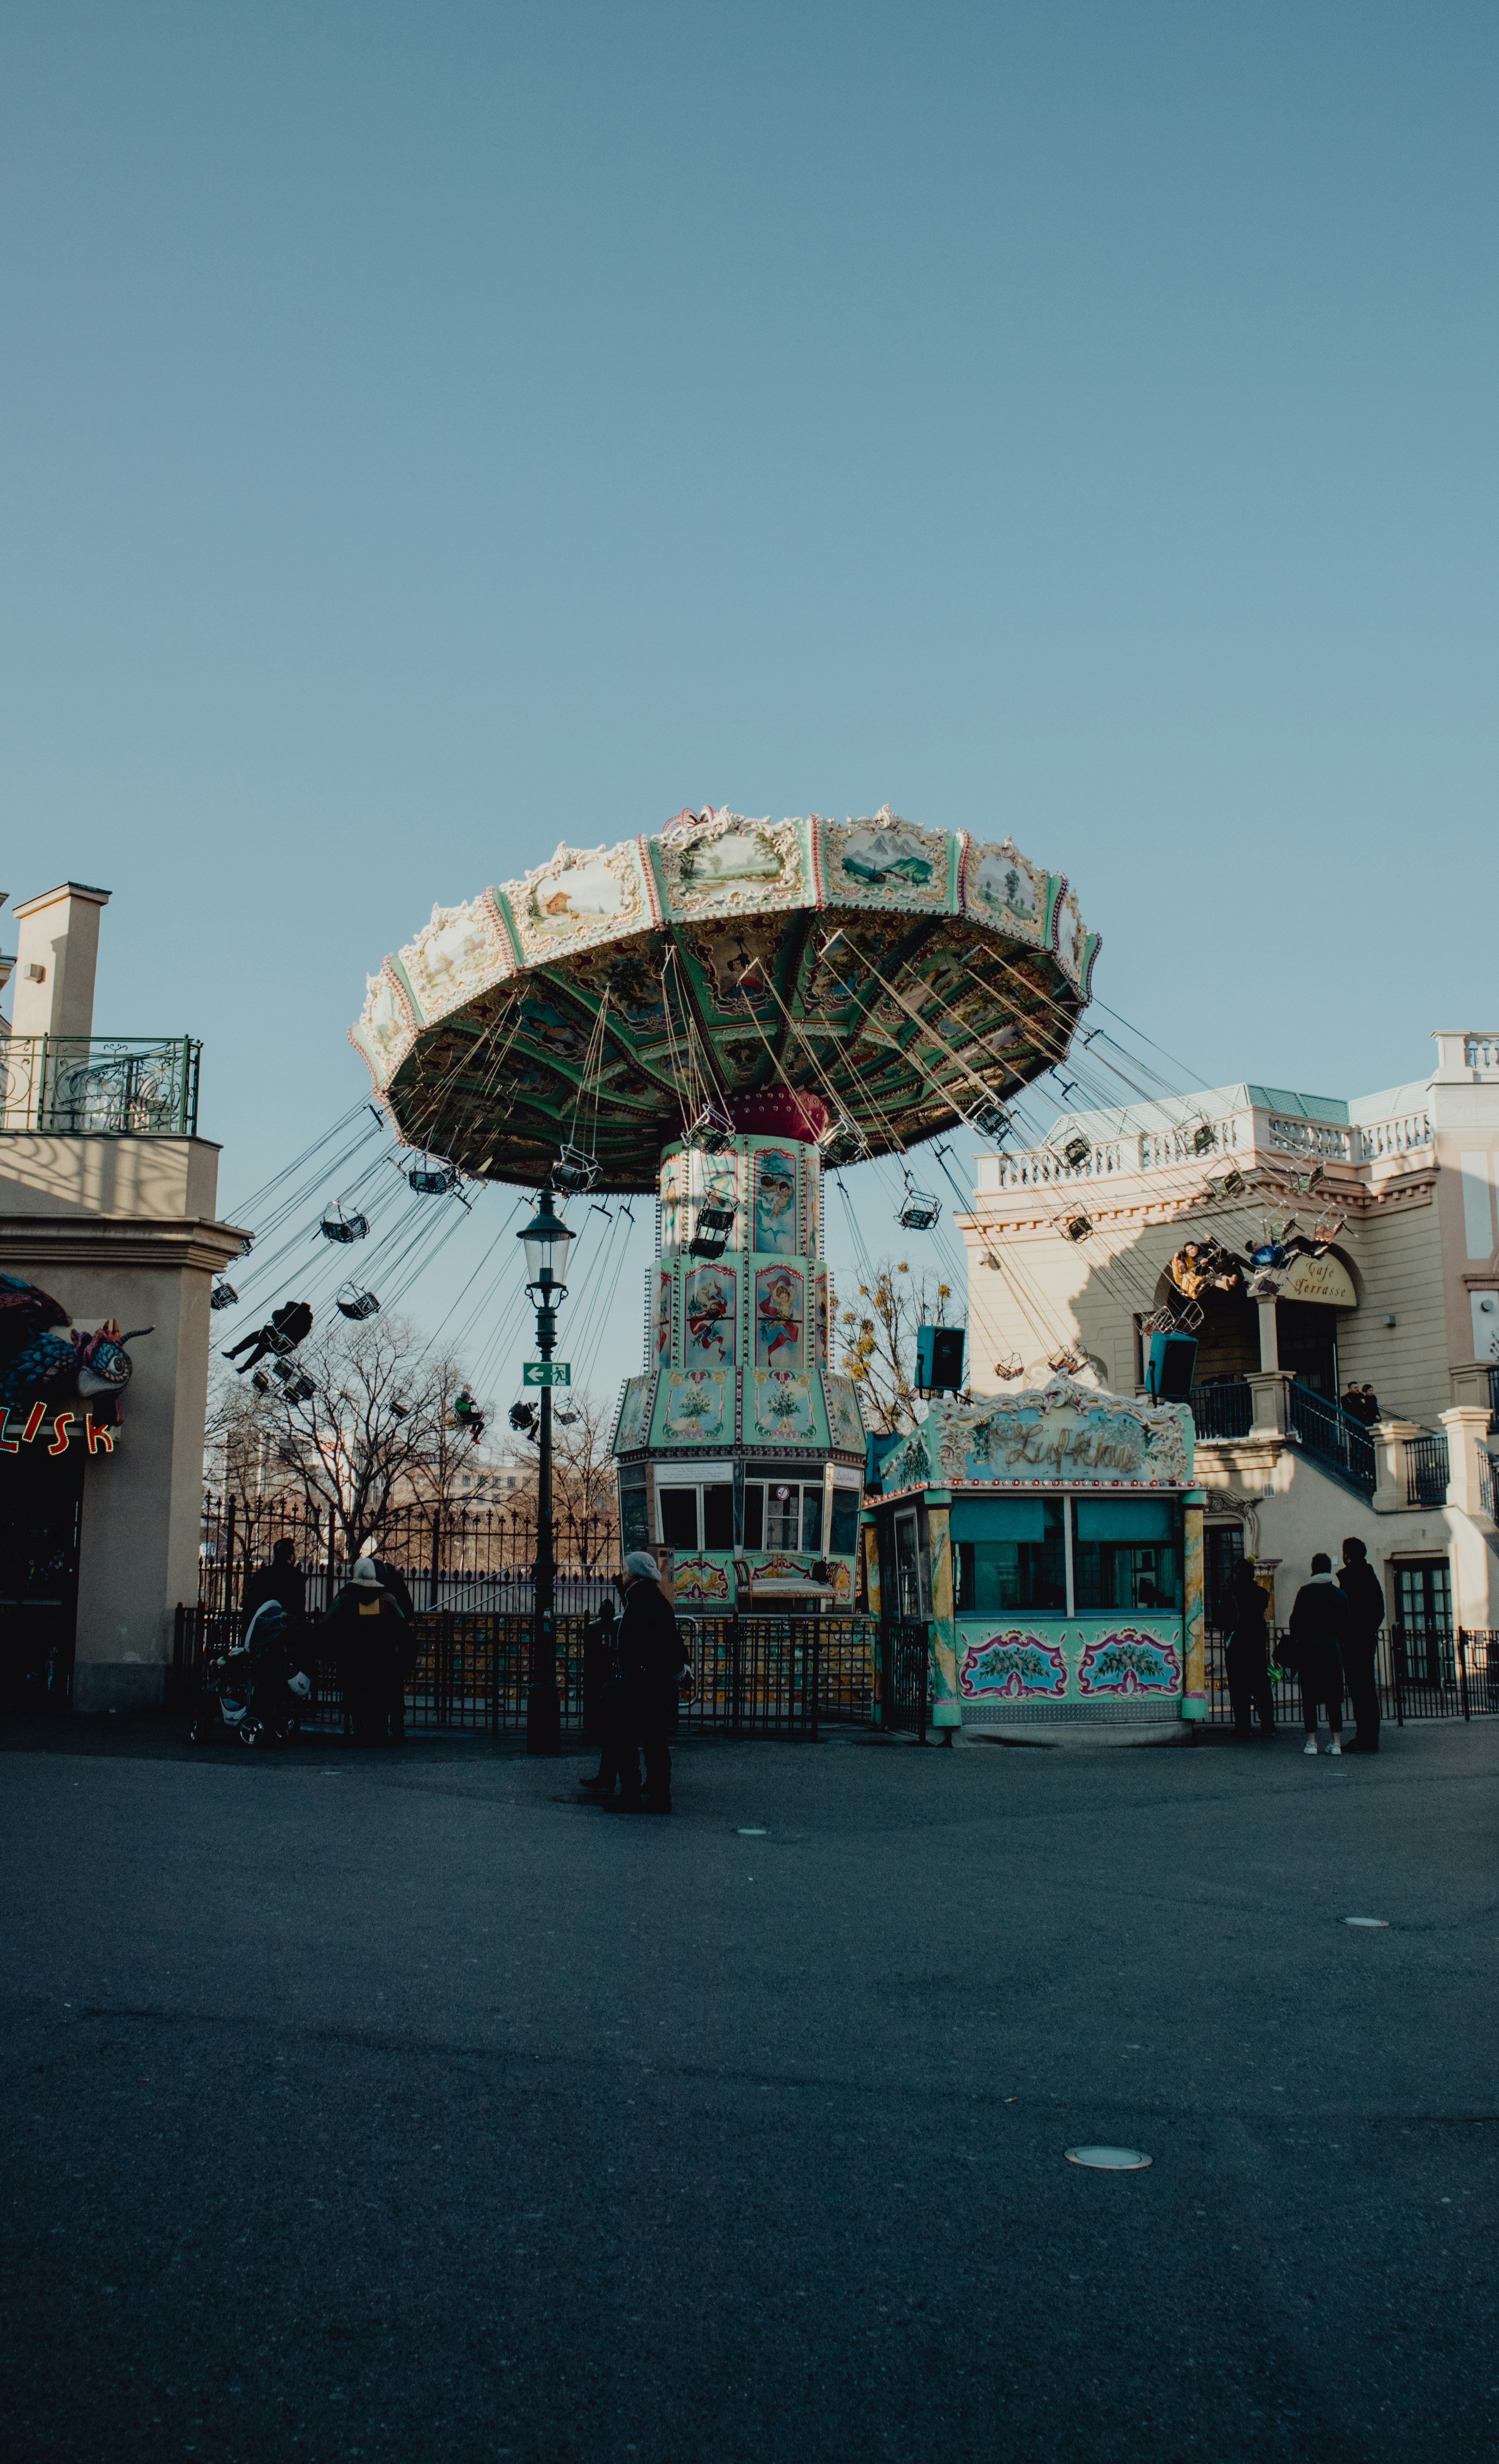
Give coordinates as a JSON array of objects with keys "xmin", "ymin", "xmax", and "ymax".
[
  {"xmin": 953, "ymin": 1498, "xmax": 1066, "ymax": 1613},
  {"xmin": 744, "ymin": 1480, "xmax": 822, "ymax": 1551},
  {"xmin": 1072, "ymin": 1498, "xmax": 1181, "ymax": 1612},
  {"xmin": 828, "ymin": 1488, "xmax": 860, "ymax": 1554},
  {"xmin": 657, "ymin": 1483, "xmax": 734, "ymax": 1551},
  {"xmin": 658, "ymin": 1487, "xmax": 700, "ymax": 1550}
]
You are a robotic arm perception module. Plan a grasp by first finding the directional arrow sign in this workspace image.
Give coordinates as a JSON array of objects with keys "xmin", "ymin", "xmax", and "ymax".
[{"xmin": 522, "ymin": 1362, "xmax": 572, "ymax": 1386}]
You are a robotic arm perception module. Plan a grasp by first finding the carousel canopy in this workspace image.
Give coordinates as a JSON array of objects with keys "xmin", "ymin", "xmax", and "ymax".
[{"xmin": 350, "ymin": 807, "xmax": 1098, "ymax": 1193}]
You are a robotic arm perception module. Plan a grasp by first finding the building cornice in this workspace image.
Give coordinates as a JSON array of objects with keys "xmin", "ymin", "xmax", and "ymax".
[{"xmin": 0, "ymin": 1214, "xmax": 246, "ymax": 1276}]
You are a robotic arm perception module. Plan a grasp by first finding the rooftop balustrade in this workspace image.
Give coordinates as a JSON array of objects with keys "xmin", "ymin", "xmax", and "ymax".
[{"xmin": 1, "ymin": 1034, "xmax": 201, "ymax": 1137}]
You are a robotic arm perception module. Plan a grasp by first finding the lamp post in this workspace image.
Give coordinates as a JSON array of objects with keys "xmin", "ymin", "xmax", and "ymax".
[{"xmin": 520, "ymin": 1187, "xmax": 575, "ymax": 1754}]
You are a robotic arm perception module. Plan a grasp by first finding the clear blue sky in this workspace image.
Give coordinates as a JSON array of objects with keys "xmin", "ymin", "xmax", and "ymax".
[{"xmin": 3, "ymin": 3, "xmax": 1495, "ymax": 1400}]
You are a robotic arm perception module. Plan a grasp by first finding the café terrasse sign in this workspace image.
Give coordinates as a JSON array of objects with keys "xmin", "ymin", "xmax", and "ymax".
[
  {"xmin": 1277, "ymin": 1251, "xmax": 1357, "ymax": 1308},
  {"xmin": 0, "ymin": 1401, "xmax": 119, "ymax": 1457},
  {"xmin": 880, "ymin": 1374, "xmax": 1193, "ymax": 1494}
]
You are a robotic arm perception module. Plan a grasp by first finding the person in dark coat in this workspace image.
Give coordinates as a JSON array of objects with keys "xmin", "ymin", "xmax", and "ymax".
[
  {"xmin": 613, "ymin": 1551, "xmax": 688, "ymax": 1813},
  {"xmin": 1223, "ymin": 1558, "xmax": 1276, "ymax": 1739},
  {"xmin": 1287, "ymin": 1553, "xmax": 1351, "ymax": 1755},
  {"xmin": 369, "ymin": 1558, "xmax": 416, "ymax": 1623},
  {"xmin": 578, "ymin": 1596, "xmax": 641, "ymax": 1800},
  {"xmin": 222, "ymin": 1299, "xmax": 314, "ymax": 1376},
  {"xmin": 242, "ymin": 1537, "xmax": 307, "ymax": 1627},
  {"xmin": 322, "ymin": 1557, "xmax": 415, "ymax": 1743},
  {"xmin": 1338, "ymin": 1537, "xmax": 1385, "ymax": 1752}
]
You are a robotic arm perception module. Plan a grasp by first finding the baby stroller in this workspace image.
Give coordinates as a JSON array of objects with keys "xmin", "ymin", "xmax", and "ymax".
[{"xmin": 188, "ymin": 1601, "xmax": 312, "ymax": 1747}]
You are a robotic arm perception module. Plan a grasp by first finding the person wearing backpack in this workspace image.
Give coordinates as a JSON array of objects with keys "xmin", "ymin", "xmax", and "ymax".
[{"xmin": 322, "ymin": 1558, "xmax": 415, "ymax": 1744}]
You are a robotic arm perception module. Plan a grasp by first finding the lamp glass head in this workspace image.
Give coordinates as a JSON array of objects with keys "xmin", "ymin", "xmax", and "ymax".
[{"xmin": 520, "ymin": 1190, "xmax": 574, "ymax": 1290}]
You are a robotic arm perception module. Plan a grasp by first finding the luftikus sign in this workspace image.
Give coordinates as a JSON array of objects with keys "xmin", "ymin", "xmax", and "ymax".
[{"xmin": 0, "ymin": 1273, "xmax": 144, "ymax": 1460}]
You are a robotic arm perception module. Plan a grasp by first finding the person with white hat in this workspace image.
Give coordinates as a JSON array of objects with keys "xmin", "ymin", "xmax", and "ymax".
[
  {"xmin": 321, "ymin": 1556, "xmax": 417, "ymax": 1744},
  {"xmin": 610, "ymin": 1552, "xmax": 688, "ymax": 1814}
]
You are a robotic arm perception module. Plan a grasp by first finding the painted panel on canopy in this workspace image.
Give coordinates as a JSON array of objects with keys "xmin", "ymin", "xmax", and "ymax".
[
  {"xmin": 960, "ymin": 838, "xmax": 1048, "ymax": 943},
  {"xmin": 651, "ymin": 1267, "xmax": 673, "ymax": 1369},
  {"xmin": 506, "ymin": 842, "xmax": 651, "ymax": 967},
  {"xmin": 755, "ymin": 1265, "xmax": 804, "ymax": 1370},
  {"xmin": 822, "ymin": 1370, "xmax": 865, "ymax": 1453},
  {"xmin": 656, "ymin": 811, "xmax": 807, "ymax": 921},
  {"xmin": 394, "ymin": 896, "xmax": 514, "ymax": 1028},
  {"xmin": 821, "ymin": 811, "xmax": 955, "ymax": 912},
  {"xmin": 350, "ymin": 964, "xmax": 418, "ymax": 1091}
]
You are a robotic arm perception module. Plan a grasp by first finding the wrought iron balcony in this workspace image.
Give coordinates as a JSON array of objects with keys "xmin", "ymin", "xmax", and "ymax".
[{"xmin": 1, "ymin": 1034, "xmax": 201, "ymax": 1137}]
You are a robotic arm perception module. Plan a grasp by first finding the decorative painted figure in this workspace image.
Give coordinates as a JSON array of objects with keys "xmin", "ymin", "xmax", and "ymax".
[
  {"xmin": 754, "ymin": 1149, "xmax": 798, "ymax": 1254},
  {"xmin": 755, "ymin": 1267, "xmax": 803, "ymax": 1369},
  {"xmin": 685, "ymin": 1265, "xmax": 735, "ymax": 1365}
]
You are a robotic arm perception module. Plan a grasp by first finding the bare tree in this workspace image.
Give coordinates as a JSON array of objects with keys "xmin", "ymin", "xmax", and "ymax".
[
  {"xmin": 838, "ymin": 1259, "xmax": 960, "ymax": 1434},
  {"xmin": 506, "ymin": 1386, "xmax": 620, "ymax": 1570},
  {"xmin": 218, "ymin": 1316, "xmax": 460, "ymax": 1561}
]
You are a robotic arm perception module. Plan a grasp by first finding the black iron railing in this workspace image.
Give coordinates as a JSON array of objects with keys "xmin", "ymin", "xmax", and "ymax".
[
  {"xmin": 878, "ymin": 1619, "xmax": 932, "ymax": 1737},
  {"xmin": 171, "ymin": 1604, "xmax": 876, "ymax": 1738},
  {"xmin": 1285, "ymin": 1383, "xmax": 1377, "ymax": 1496},
  {"xmin": 199, "ymin": 1491, "xmax": 620, "ymax": 1616},
  {"xmin": 1189, "ymin": 1383, "xmax": 1252, "ymax": 1441},
  {"xmin": 1405, "ymin": 1433, "xmax": 1450, "ymax": 1507},
  {"xmin": 2, "ymin": 1034, "xmax": 200, "ymax": 1136},
  {"xmin": 1203, "ymin": 1625, "xmax": 1497, "ymax": 1724}
]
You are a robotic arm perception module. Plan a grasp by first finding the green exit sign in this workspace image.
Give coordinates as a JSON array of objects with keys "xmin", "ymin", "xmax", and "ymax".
[{"xmin": 522, "ymin": 1361, "xmax": 572, "ymax": 1386}]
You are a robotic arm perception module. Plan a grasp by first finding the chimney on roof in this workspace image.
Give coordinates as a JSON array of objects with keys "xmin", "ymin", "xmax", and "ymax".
[{"xmin": 10, "ymin": 883, "xmax": 112, "ymax": 1042}]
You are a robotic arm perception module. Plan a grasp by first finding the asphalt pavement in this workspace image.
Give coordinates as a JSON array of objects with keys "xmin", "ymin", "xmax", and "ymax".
[{"xmin": 2, "ymin": 1715, "xmax": 1496, "ymax": 2463}]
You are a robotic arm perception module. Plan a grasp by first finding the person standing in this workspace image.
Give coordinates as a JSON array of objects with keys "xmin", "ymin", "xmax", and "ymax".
[
  {"xmin": 242, "ymin": 1536, "xmax": 306, "ymax": 1627},
  {"xmin": 1338, "ymin": 1537, "xmax": 1385, "ymax": 1752},
  {"xmin": 1222, "ymin": 1558, "xmax": 1275, "ymax": 1739},
  {"xmin": 614, "ymin": 1551, "xmax": 687, "ymax": 1814},
  {"xmin": 578, "ymin": 1595, "xmax": 640, "ymax": 1800},
  {"xmin": 1287, "ymin": 1552, "xmax": 1351, "ymax": 1755},
  {"xmin": 322, "ymin": 1557, "xmax": 413, "ymax": 1744}
]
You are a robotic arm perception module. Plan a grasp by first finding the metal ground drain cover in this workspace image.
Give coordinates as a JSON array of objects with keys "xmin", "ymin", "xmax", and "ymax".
[{"xmin": 1065, "ymin": 2145, "xmax": 1153, "ymax": 2170}]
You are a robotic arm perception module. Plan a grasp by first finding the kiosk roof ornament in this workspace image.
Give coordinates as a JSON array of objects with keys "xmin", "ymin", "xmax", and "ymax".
[{"xmin": 351, "ymin": 807, "xmax": 1099, "ymax": 1193}]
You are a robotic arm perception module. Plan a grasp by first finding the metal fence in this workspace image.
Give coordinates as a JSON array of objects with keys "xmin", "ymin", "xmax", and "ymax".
[
  {"xmin": 878, "ymin": 1619, "xmax": 933, "ymax": 1737},
  {"xmin": 2, "ymin": 1034, "xmax": 201, "ymax": 1135},
  {"xmin": 1204, "ymin": 1625, "xmax": 1498, "ymax": 1725},
  {"xmin": 172, "ymin": 1604, "xmax": 878, "ymax": 1740},
  {"xmin": 1405, "ymin": 1433, "xmax": 1450, "ymax": 1508},
  {"xmin": 199, "ymin": 1491, "xmax": 620, "ymax": 1618},
  {"xmin": 1190, "ymin": 1383, "xmax": 1253, "ymax": 1441}
]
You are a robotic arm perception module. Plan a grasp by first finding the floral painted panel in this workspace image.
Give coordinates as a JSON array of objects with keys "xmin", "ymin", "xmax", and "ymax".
[
  {"xmin": 396, "ymin": 896, "xmax": 512, "ymax": 1025},
  {"xmin": 959, "ymin": 1632, "xmax": 1069, "ymax": 1700},
  {"xmin": 1076, "ymin": 1628, "xmax": 1181, "ymax": 1696},
  {"xmin": 750, "ymin": 1369, "xmax": 817, "ymax": 1442},
  {"xmin": 822, "ymin": 1371, "xmax": 865, "ymax": 1453},
  {"xmin": 755, "ymin": 1265, "xmax": 804, "ymax": 1369},
  {"xmin": 671, "ymin": 1554, "xmax": 733, "ymax": 1605},
  {"xmin": 685, "ymin": 1263, "xmax": 736, "ymax": 1366},
  {"xmin": 659, "ymin": 1369, "xmax": 732, "ymax": 1445},
  {"xmin": 612, "ymin": 1375, "xmax": 654, "ymax": 1454},
  {"xmin": 754, "ymin": 1148, "xmax": 799, "ymax": 1255}
]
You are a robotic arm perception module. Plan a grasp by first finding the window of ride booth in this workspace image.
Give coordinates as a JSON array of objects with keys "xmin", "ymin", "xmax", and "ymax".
[
  {"xmin": 952, "ymin": 1498, "xmax": 1066, "ymax": 1613},
  {"xmin": 1072, "ymin": 1497, "xmax": 1182, "ymax": 1613}
]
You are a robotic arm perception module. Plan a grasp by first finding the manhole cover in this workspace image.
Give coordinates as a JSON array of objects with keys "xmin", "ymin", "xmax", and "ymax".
[{"xmin": 1065, "ymin": 2145, "xmax": 1152, "ymax": 2170}]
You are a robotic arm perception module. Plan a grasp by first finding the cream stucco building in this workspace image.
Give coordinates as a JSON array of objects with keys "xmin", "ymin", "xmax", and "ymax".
[
  {"xmin": 0, "ymin": 883, "xmax": 245, "ymax": 1711},
  {"xmin": 959, "ymin": 1032, "xmax": 1499, "ymax": 1649}
]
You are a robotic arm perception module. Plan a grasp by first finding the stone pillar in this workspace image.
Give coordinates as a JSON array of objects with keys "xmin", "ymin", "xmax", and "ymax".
[
  {"xmin": 1246, "ymin": 1370, "xmax": 1289, "ymax": 1438},
  {"xmin": 1438, "ymin": 1407, "xmax": 1494, "ymax": 1521},
  {"xmin": 1371, "ymin": 1419, "xmax": 1423, "ymax": 1515},
  {"xmin": 925, "ymin": 1491, "xmax": 961, "ymax": 1733},
  {"xmin": 1256, "ymin": 1298, "xmax": 1279, "ymax": 1372},
  {"xmin": 1182, "ymin": 1489, "xmax": 1206, "ymax": 1720},
  {"xmin": 1449, "ymin": 1360, "xmax": 1496, "ymax": 1412}
]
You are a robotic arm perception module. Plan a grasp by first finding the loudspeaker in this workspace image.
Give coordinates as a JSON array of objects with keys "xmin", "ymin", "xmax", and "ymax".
[
  {"xmin": 916, "ymin": 1324, "xmax": 966, "ymax": 1393},
  {"xmin": 1146, "ymin": 1330, "xmax": 1197, "ymax": 1402}
]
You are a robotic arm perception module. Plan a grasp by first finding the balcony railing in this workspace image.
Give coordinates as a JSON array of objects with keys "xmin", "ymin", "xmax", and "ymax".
[
  {"xmin": 1286, "ymin": 1382, "xmax": 1377, "ymax": 1496},
  {"xmin": 1189, "ymin": 1381, "xmax": 1252, "ymax": 1440},
  {"xmin": 1, "ymin": 1035, "xmax": 201, "ymax": 1136},
  {"xmin": 1405, "ymin": 1431, "xmax": 1451, "ymax": 1508}
]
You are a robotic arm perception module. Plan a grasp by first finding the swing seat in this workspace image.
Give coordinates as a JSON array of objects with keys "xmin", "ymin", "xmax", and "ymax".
[
  {"xmin": 210, "ymin": 1279, "xmax": 238, "ymax": 1311},
  {"xmin": 335, "ymin": 1286, "xmax": 381, "ymax": 1321},
  {"xmin": 408, "ymin": 1156, "xmax": 459, "ymax": 1194},
  {"xmin": 321, "ymin": 1205, "xmax": 370, "ymax": 1242},
  {"xmin": 688, "ymin": 1201, "xmax": 737, "ymax": 1258},
  {"xmin": 684, "ymin": 1106, "xmax": 735, "ymax": 1154},
  {"xmin": 553, "ymin": 1145, "xmax": 600, "ymax": 1194},
  {"xmin": 818, "ymin": 1115, "xmax": 867, "ymax": 1167},
  {"xmin": 1055, "ymin": 1133, "xmax": 1092, "ymax": 1171},
  {"xmin": 970, "ymin": 1097, "xmax": 1012, "ymax": 1141},
  {"xmin": 1061, "ymin": 1213, "xmax": 1093, "ymax": 1242},
  {"xmin": 896, "ymin": 1188, "xmax": 941, "ymax": 1231}
]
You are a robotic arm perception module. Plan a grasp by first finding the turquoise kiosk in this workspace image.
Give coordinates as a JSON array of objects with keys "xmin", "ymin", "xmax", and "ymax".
[{"xmin": 867, "ymin": 1374, "xmax": 1207, "ymax": 1742}]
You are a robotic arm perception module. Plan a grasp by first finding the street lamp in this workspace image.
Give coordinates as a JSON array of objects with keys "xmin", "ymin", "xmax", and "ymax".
[{"xmin": 519, "ymin": 1186, "xmax": 576, "ymax": 1753}]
